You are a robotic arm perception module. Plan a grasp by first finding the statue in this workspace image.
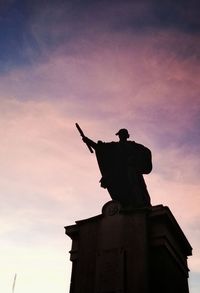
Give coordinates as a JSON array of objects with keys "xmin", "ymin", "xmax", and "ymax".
[{"xmin": 76, "ymin": 124, "xmax": 152, "ymax": 208}]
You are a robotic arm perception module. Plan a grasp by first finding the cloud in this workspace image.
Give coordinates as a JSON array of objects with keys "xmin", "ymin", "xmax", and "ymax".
[
  {"xmin": 27, "ymin": 0, "xmax": 200, "ymax": 41},
  {"xmin": 1, "ymin": 26, "xmax": 199, "ymax": 142},
  {"xmin": 0, "ymin": 29, "xmax": 199, "ymax": 220},
  {"xmin": 1, "ymin": 0, "xmax": 199, "ymax": 73},
  {"xmin": 0, "ymin": 3, "xmax": 199, "ymax": 291}
]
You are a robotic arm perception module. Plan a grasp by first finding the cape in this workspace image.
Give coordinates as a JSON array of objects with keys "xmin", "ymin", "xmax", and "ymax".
[{"xmin": 95, "ymin": 140, "xmax": 152, "ymax": 207}]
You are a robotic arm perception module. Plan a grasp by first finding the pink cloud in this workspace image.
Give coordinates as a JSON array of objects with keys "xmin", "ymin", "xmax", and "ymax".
[{"xmin": 0, "ymin": 26, "xmax": 199, "ymax": 292}]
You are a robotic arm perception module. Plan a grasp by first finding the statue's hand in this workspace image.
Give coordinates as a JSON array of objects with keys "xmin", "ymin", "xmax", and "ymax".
[
  {"xmin": 82, "ymin": 136, "xmax": 89, "ymax": 143},
  {"xmin": 82, "ymin": 136, "xmax": 97, "ymax": 149}
]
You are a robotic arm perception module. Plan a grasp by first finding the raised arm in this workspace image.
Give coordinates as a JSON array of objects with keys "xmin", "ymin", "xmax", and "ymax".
[
  {"xmin": 75, "ymin": 123, "xmax": 94, "ymax": 153},
  {"xmin": 82, "ymin": 136, "xmax": 97, "ymax": 150}
]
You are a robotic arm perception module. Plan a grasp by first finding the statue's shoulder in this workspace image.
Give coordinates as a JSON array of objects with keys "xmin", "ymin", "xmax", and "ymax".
[
  {"xmin": 96, "ymin": 141, "xmax": 116, "ymax": 151},
  {"xmin": 134, "ymin": 141, "xmax": 151, "ymax": 153},
  {"xmin": 97, "ymin": 140, "xmax": 116, "ymax": 145},
  {"xmin": 128, "ymin": 140, "xmax": 136, "ymax": 144},
  {"xmin": 127, "ymin": 140, "xmax": 139, "ymax": 149}
]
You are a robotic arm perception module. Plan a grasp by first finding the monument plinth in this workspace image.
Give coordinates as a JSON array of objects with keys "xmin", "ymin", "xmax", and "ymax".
[{"xmin": 65, "ymin": 201, "xmax": 192, "ymax": 293}]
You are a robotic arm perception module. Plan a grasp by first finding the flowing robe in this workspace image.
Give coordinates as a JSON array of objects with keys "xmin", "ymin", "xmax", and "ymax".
[{"xmin": 94, "ymin": 140, "xmax": 152, "ymax": 207}]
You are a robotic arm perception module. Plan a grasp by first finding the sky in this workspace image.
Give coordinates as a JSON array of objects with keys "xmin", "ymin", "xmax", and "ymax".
[{"xmin": 0, "ymin": 0, "xmax": 200, "ymax": 292}]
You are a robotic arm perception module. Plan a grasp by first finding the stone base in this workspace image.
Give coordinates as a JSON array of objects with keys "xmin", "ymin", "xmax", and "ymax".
[{"xmin": 65, "ymin": 202, "xmax": 192, "ymax": 293}]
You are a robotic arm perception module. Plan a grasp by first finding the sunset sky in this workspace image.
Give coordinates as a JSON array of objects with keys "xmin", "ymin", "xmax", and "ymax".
[{"xmin": 0, "ymin": 1, "xmax": 200, "ymax": 292}]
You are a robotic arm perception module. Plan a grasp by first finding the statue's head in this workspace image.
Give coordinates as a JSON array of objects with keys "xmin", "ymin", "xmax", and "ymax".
[{"xmin": 115, "ymin": 128, "xmax": 130, "ymax": 140}]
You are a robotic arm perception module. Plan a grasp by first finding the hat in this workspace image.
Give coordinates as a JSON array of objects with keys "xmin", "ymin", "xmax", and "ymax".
[{"xmin": 115, "ymin": 128, "xmax": 130, "ymax": 138}]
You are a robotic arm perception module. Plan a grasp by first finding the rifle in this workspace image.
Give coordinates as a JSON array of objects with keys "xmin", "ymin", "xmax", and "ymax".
[{"xmin": 75, "ymin": 123, "xmax": 94, "ymax": 153}]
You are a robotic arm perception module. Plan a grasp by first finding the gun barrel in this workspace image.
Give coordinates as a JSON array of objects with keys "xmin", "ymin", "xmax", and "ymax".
[
  {"xmin": 75, "ymin": 123, "xmax": 93, "ymax": 153},
  {"xmin": 75, "ymin": 123, "xmax": 84, "ymax": 137}
]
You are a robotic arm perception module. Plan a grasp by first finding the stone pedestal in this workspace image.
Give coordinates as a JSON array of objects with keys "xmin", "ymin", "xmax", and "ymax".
[{"xmin": 65, "ymin": 202, "xmax": 192, "ymax": 293}]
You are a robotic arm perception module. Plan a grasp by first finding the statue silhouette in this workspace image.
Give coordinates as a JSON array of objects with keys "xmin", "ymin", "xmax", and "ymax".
[{"xmin": 82, "ymin": 128, "xmax": 152, "ymax": 208}]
